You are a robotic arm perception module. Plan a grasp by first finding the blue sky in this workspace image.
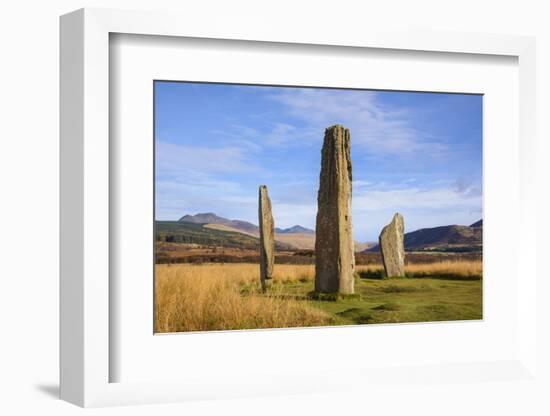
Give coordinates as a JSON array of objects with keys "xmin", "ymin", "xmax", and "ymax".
[{"xmin": 155, "ymin": 82, "xmax": 482, "ymax": 241}]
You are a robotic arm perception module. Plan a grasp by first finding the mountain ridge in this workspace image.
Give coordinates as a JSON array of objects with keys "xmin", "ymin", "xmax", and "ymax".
[
  {"xmin": 366, "ymin": 219, "xmax": 483, "ymax": 253},
  {"xmin": 470, "ymin": 219, "xmax": 483, "ymax": 227},
  {"xmin": 179, "ymin": 212, "xmax": 314, "ymax": 235},
  {"xmin": 275, "ymin": 225, "xmax": 315, "ymax": 234}
]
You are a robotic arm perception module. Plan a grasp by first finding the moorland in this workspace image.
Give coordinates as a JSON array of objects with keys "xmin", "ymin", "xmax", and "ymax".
[{"xmin": 154, "ymin": 215, "xmax": 482, "ymax": 332}]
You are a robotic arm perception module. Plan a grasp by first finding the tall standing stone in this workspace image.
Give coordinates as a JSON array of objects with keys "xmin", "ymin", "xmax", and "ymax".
[
  {"xmin": 379, "ymin": 213, "xmax": 405, "ymax": 278},
  {"xmin": 315, "ymin": 125, "xmax": 355, "ymax": 294},
  {"xmin": 258, "ymin": 185, "xmax": 275, "ymax": 291}
]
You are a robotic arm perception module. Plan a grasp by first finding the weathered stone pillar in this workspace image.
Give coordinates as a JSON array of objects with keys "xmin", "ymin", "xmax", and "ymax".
[
  {"xmin": 314, "ymin": 125, "xmax": 355, "ymax": 294},
  {"xmin": 379, "ymin": 213, "xmax": 405, "ymax": 278},
  {"xmin": 258, "ymin": 185, "xmax": 275, "ymax": 291}
]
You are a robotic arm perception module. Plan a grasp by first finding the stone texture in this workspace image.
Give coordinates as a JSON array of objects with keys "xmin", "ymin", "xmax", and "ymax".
[
  {"xmin": 314, "ymin": 125, "xmax": 355, "ymax": 294},
  {"xmin": 379, "ymin": 213, "xmax": 405, "ymax": 278},
  {"xmin": 258, "ymin": 185, "xmax": 275, "ymax": 290}
]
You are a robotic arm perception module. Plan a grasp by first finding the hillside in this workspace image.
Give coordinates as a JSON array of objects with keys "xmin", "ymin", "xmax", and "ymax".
[
  {"xmin": 180, "ymin": 213, "xmax": 314, "ymax": 235},
  {"xmin": 354, "ymin": 241, "xmax": 373, "ymax": 253},
  {"xmin": 274, "ymin": 233, "xmax": 315, "ymax": 250},
  {"xmin": 157, "ymin": 221, "xmax": 260, "ymax": 249},
  {"xmin": 204, "ymin": 223, "xmax": 258, "ymax": 237},
  {"xmin": 156, "ymin": 221, "xmax": 294, "ymax": 250},
  {"xmin": 366, "ymin": 220, "xmax": 483, "ymax": 253},
  {"xmin": 202, "ymin": 222, "xmax": 317, "ymax": 249},
  {"xmin": 179, "ymin": 212, "xmax": 259, "ymax": 235},
  {"xmin": 470, "ymin": 219, "xmax": 483, "ymax": 227},
  {"xmin": 178, "ymin": 212, "xmax": 373, "ymax": 251}
]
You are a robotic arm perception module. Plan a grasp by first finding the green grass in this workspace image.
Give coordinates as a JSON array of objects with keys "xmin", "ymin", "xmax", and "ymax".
[{"xmin": 264, "ymin": 276, "xmax": 482, "ymax": 325}]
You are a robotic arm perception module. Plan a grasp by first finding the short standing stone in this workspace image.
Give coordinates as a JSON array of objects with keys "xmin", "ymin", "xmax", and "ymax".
[
  {"xmin": 379, "ymin": 213, "xmax": 405, "ymax": 278},
  {"xmin": 314, "ymin": 125, "xmax": 355, "ymax": 294},
  {"xmin": 258, "ymin": 185, "xmax": 275, "ymax": 290}
]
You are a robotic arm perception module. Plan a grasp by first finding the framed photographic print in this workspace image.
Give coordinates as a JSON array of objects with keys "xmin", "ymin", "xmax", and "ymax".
[
  {"xmin": 153, "ymin": 81, "xmax": 483, "ymax": 334},
  {"xmin": 60, "ymin": 8, "xmax": 538, "ymax": 408}
]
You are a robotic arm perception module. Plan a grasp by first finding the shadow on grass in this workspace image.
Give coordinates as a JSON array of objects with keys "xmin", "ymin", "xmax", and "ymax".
[
  {"xmin": 407, "ymin": 273, "xmax": 481, "ymax": 281},
  {"xmin": 307, "ymin": 291, "xmax": 361, "ymax": 302},
  {"xmin": 356, "ymin": 270, "xmax": 386, "ymax": 279},
  {"xmin": 356, "ymin": 270, "xmax": 481, "ymax": 281},
  {"xmin": 372, "ymin": 302, "xmax": 402, "ymax": 311},
  {"xmin": 265, "ymin": 293, "xmax": 310, "ymax": 301},
  {"xmin": 381, "ymin": 285, "xmax": 418, "ymax": 293},
  {"xmin": 336, "ymin": 307, "xmax": 372, "ymax": 324}
]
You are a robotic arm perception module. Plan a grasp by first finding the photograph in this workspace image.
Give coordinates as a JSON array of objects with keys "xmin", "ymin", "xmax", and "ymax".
[
  {"xmin": 3, "ymin": 0, "xmax": 543, "ymax": 412},
  {"xmin": 154, "ymin": 81, "xmax": 483, "ymax": 333}
]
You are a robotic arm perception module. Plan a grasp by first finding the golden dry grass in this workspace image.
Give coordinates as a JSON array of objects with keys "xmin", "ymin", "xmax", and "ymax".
[
  {"xmin": 155, "ymin": 260, "xmax": 481, "ymax": 332},
  {"xmin": 155, "ymin": 263, "xmax": 330, "ymax": 333},
  {"xmin": 356, "ymin": 260, "xmax": 482, "ymax": 278},
  {"xmin": 405, "ymin": 260, "xmax": 482, "ymax": 277}
]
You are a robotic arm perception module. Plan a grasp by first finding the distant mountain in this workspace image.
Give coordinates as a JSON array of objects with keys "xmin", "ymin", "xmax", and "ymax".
[
  {"xmin": 470, "ymin": 219, "xmax": 483, "ymax": 227},
  {"xmin": 354, "ymin": 241, "xmax": 375, "ymax": 253},
  {"xmin": 366, "ymin": 219, "xmax": 483, "ymax": 253},
  {"xmin": 404, "ymin": 223, "xmax": 482, "ymax": 251},
  {"xmin": 178, "ymin": 213, "xmax": 370, "ymax": 251},
  {"xmin": 179, "ymin": 213, "xmax": 316, "ymax": 237},
  {"xmin": 179, "ymin": 212, "xmax": 226, "ymax": 224},
  {"xmin": 275, "ymin": 225, "xmax": 315, "ymax": 234},
  {"xmin": 179, "ymin": 212, "xmax": 259, "ymax": 235},
  {"xmin": 157, "ymin": 221, "xmax": 294, "ymax": 251}
]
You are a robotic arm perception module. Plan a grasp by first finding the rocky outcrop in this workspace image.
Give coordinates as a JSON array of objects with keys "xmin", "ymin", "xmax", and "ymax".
[
  {"xmin": 314, "ymin": 125, "xmax": 355, "ymax": 294},
  {"xmin": 379, "ymin": 213, "xmax": 405, "ymax": 278},
  {"xmin": 258, "ymin": 185, "xmax": 275, "ymax": 290}
]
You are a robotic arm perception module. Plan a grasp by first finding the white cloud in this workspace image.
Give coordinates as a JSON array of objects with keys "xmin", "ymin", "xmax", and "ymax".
[
  {"xmin": 351, "ymin": 184, "xmax": 482, "ymax": 239},
  {"xmin": 263, "ymin": 122, "xmax": 308, "ymax": 146},
  {"xmin": 157, "ymin": 176, "xmax": 482, "ymax": 239},
  {"xmin": 452, "ymin": 176, "xmax": 482, "ymax": 198},
  {"xmin": 266, "ymin": 88, "xmax": 447, "ymax": 157},
  {"xmin": 156, "ymin": 178, "xmax": 257, "ymax": 221},
  {"xmin": 155, "ymin": 141, "xmax": 262, "ymax": 220},
  {"xmin": 155, "ymin": 141, "xmax": 257, "ymax": 175},
  {"xmin": 353, "ymin": 179, "xmax": 373, "ymax": 189},
  {"xmin": 271, "ymin": 202, "xmax": 317, "ymax": 230},
  {"xmin": 270, "ymin": 184, "xmax": 482, "ymax": 239},
  {"xmin": 354, "ymin": 186, "xmax": 481, "ymax": 212}
]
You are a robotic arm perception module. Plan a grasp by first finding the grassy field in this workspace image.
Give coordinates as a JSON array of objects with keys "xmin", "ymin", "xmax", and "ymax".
[{"xmin": 155, "ymin": 261, "xmax": 482, "ymax": 333}]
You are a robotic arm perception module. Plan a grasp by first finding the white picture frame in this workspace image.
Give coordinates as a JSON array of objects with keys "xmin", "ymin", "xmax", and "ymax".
[{"xmin": 60, "ymin": 7, "xmax": 538, "ymax": 408}]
